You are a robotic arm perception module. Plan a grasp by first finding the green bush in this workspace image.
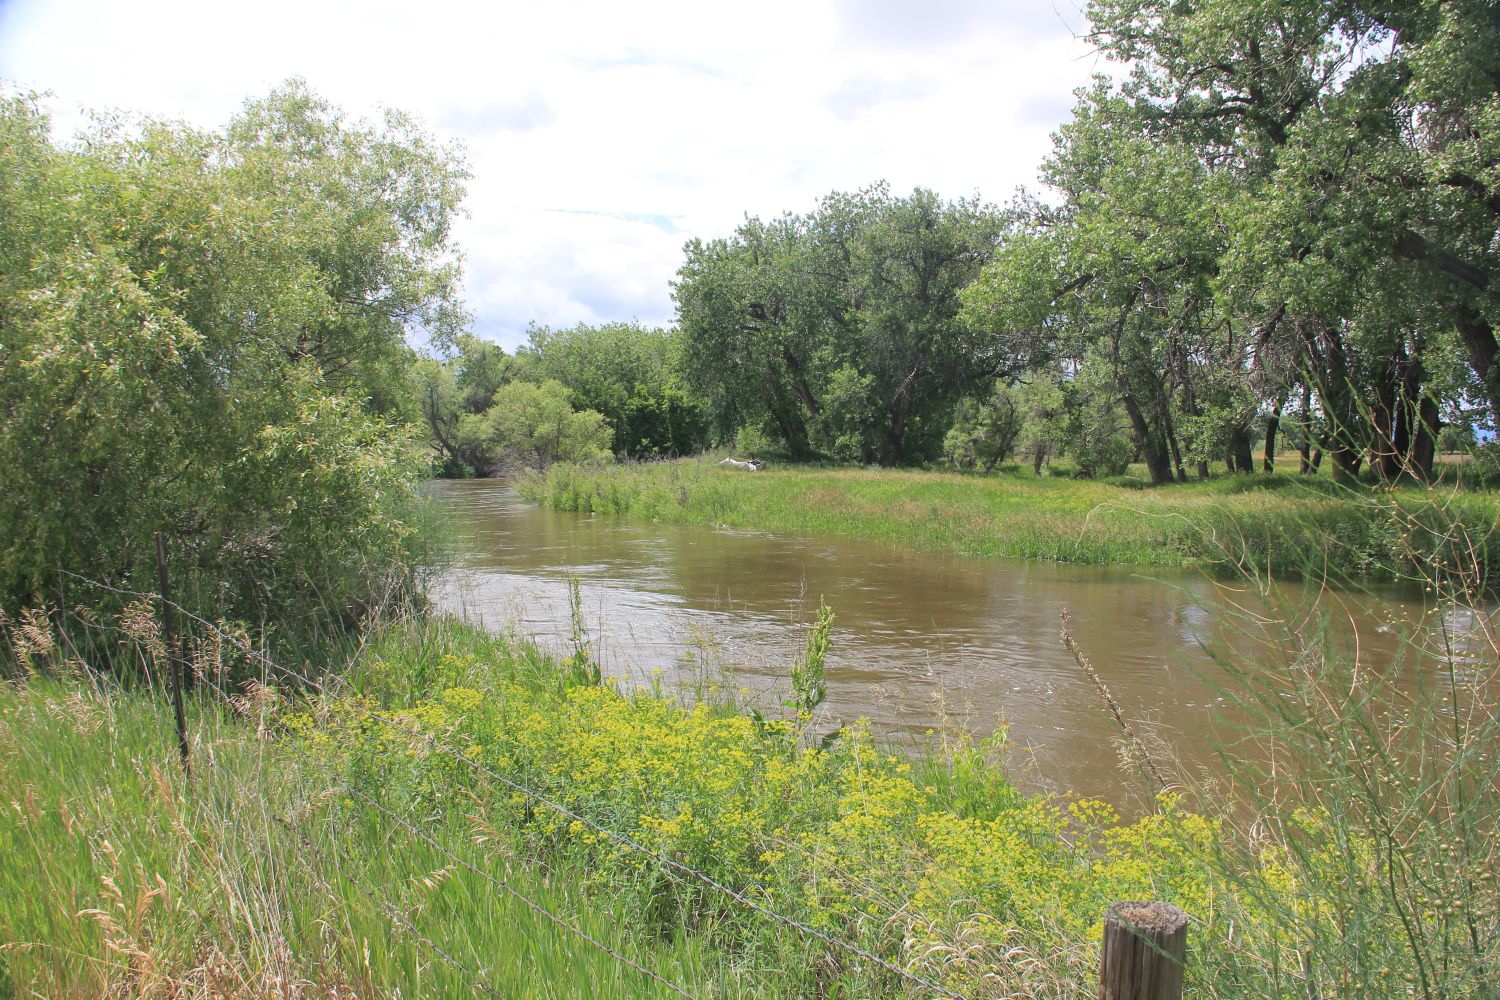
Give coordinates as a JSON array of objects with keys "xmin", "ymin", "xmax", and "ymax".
[{"xmin": 0, "ymin": 85, "xmax": 463, "ymax": 663}]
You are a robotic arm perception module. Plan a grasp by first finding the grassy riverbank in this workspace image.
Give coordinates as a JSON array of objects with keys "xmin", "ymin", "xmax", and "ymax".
[
  {"xmin": 6, "ymin": 608, "xmax": 1496, "ymax": 997},
  {"xmin": 1, "ymin": 618, "xmax": 1216, "ymax": 998},
  {"xmin": 518, "ymin": 458, "xmax": 1500, "ymax": 579}
]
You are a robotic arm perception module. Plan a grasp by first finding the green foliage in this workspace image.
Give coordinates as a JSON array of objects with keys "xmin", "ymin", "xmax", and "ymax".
[
  {"xmin": 520, "ymin": 322, "xmax": 711, "ymax": 458},
  {"xmin": 1438, "ymin": 421, "xmax": 1477, "ymax": 453},
  {"xmin": 943, "ymin": 382, "xmax": 1024, "ymax": 473},
  {"xmin": 733, "ymin": 424, "xmax": 775, "ymax": 459},
  {"xmin": 788, "ymin": 599, "xmax": 833, "ymax": 715},
  {"xmin": 0, "ymin": 675, "xmax": 734, "ymax": 998},
  {"xmin": 676, "ymin": 184, "xmax": 1004, "ymax": 466},
  {"xmin": 0, "ymin": 84, "xmax": 463, "ymax": 657},
  {"xmin": 1013, "ymin": 374, "xmax": 1069, "ymax": 475},
  {"xmin": 417, "ymin": 333, "xmax": 518, "ymax": 476},
  {"xmin": 6, "ymin": 581, "xmax": 1496, "ymax": 996},
  {"xmin": 565, "ymin": 575, "xmax": 599, "ymax": 686},
  {"xmin": 455, "ymin": 379, "xmax": 612, "ymax": 473},
  {"xmin": 1059, "ymin": 363, "xmax": 1135, "ymax": 478},
  {"xmin": 620, "ymin": 382, "xmax": 711, "ymax": 459},
  {"xmin": 302, "ymin": 620, "xmax": 1221, "ymax": 998},
  {"xmin": 957, "ymin": 0, "xmax": 1500, "ymax": 486}
]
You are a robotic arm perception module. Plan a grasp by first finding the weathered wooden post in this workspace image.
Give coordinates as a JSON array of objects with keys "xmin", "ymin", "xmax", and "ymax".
[
  {"xmin": 155, "ymin": 531, "xmax": 191, "ymax": 779},
  {"xmin": 1099, "ymin": 900, "xmax": 1188, "ymax": 1000}
]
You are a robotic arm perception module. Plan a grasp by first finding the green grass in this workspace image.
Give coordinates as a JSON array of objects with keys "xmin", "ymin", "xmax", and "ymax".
[
  {"xmin": 0, "ymin": 672, "xmax": 736, "ymax": 998},
  {"xmin": 517, "ymin": 457, "xmax": 1500, "ymax": 580},
  {"xmin": 2, "ymin": 616, "xmax": 1223, "ymax": 998},
  {"xmin": 6, "ymin": 601, "xmax": 1496, "ymax": 998}
]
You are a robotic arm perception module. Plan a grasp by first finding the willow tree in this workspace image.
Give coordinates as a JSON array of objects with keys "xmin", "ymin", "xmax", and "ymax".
[{"xmin": 0, "ymin": 83, "xmax": 468, "ymax": 660}]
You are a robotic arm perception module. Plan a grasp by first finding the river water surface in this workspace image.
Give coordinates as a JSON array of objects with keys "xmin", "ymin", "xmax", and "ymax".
[{"xmin": 431, "ymin": 479, "xmax": 1479, "ymax": 808}]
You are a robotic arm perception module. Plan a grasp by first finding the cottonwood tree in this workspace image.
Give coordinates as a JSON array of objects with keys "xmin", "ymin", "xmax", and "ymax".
[
  {"xmin": 1086, "ymin": 0, "xmax": 1499, "ymax": 478},
  {"xmin": 963, "ymin": 103, "xmax": 1238, "ymax": 485},
  {"xmin": 676, "ymin": 184, "xmax": 1005, "ymax": 465}
]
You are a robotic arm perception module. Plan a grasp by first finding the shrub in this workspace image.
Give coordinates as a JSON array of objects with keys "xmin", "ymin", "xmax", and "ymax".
[{"xmin": 0, "ymin": 85, "xmax": 463, "ymax": 662}]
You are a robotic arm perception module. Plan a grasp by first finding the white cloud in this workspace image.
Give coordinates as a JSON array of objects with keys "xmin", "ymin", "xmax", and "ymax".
[{"xmin": 0, "ymin": 0, "xmax": 1107, "ymax": 351}]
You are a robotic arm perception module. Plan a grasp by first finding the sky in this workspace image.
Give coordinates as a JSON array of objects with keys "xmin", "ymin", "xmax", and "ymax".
[{"xmin": 0, "ymin": 0, "xmax": 1107, "ymax": 351}]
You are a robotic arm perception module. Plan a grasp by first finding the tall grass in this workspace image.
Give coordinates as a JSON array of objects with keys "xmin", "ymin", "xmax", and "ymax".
[
  {"xmin": 1118, "ymin": 488, "xmax": 1500, "ymax": 997},
  {"xmin": 0, "ymin": 668, "xmax": 739, "ymax": 996},
  {"xmin": 518, "ymin": 457, "xmax": 1499, "ymax": 580},
  {"xmin": 3, "ymin": 606, "xmax": 1230, "ymax": 998}
]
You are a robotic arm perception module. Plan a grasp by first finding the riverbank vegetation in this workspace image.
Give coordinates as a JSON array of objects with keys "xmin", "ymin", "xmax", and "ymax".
[
  {"xmin": 521, "ymin": 457, "xmax": 1500, "ymax": 580},
  {"xmin": 6, "ymin": 0, "xmax": 1500, "ymax": 994},
  {"xmin": 0, "ymin": 83, "xmax": 464, "ymax": 659},
  {"xmin": 411, "ymin": 0, "xmax": 1500, "ymax": 494},
  {"xmin": 6, "ymin": 597, "xmax": 1496, "ymax": 997}
]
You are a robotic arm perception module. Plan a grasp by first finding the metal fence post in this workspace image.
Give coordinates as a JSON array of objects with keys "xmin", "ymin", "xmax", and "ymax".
[{"xmin": 155, "ymin": 531, "xmax": 191, "ymax": 779}]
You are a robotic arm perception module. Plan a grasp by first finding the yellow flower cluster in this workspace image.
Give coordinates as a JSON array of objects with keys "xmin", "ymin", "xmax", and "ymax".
[{"xmin": 293, "ymin": 658, "xmax": 1226, "ymax": 995}]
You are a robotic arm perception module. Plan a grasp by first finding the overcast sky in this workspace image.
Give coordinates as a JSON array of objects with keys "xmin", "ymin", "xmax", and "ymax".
[{"xmin": 0, "ymin": 0, "xmax": 1106, "ymax": 351}]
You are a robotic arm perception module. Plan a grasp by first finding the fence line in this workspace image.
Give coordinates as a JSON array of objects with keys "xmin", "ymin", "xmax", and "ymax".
[
  {"xmin": 191, "ymin": 667, "xmax": 701, "ymax": 999},
  {"xmin": 349, "ymin": 783, "xmax": 700, "ymax": 999},
  {"xmin": 60, "ymin": 570, "xmax": 965, "ymax": 998},
  {"xmin": 182, "ymin": 670, "xmax": 510, "ymax": 998},
  {"xmin": 196, "ymin": 665, "xmax": 699, "ymax": 998}
]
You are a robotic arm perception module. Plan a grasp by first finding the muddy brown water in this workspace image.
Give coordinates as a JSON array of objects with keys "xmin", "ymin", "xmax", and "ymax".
[{"xmin": 430, "ymin": 479, "xmax": 1489, "ymax": 810}]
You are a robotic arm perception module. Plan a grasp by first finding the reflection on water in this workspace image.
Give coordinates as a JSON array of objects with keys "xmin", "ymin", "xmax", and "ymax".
[{"xmin": 429, "ymin": 479, "xmax": 1484, "ymax": 808}]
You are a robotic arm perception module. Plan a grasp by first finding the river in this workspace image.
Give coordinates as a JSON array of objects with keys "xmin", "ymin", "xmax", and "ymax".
[{"xmin": 430, "ymin": 478, "xmax": 1482, "ymax": 809}]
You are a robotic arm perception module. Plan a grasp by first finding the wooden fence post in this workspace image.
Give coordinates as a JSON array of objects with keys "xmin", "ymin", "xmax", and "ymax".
[
  {"xmin": 1099, "ymin": 900, "xmax": 1188, "ymax": 1000},
  {"xmin": 155, "ymin": 531, "xmax": 191, "ymax": 779}
]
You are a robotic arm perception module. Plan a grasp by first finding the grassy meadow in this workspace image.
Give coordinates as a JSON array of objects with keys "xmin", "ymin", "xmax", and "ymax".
[{"xmin": 518, "ymin": 456, "xmax": 1500, "ymax": 581}]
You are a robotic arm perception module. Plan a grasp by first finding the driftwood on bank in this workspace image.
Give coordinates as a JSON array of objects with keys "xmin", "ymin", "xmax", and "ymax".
[{"xmin": 717, "ymin": 457, "xmax": 765, "ymax": 471}]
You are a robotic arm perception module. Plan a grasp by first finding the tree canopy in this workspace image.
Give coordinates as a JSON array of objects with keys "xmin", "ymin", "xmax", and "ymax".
[
  {"xmin": 675, "ymin": 184, "xmax": 1006, "ymax": 465},
  {"xmin": 0, "ymin": 82, "xmax": 467, "ymax": 654}
]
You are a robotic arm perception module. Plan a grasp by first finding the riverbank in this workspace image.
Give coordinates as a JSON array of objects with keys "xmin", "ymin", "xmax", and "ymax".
[
  {"xmin": 4, "ymin": 608, "xmax": 1492, "ymax": 996},
  {"xmin": 0, "ymin": 617, "xmax": 1212, "ymax": 997},
  {"xmin": 518, "ymin": 458, "xmax": 1500, "ymax": 580}
]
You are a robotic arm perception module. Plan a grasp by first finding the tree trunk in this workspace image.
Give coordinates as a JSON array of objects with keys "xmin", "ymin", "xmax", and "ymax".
[
  {"xmin": 1299, "ymin": 381, "xmax": 1314, "ymax": 475},
  {"xmin": 1330, "ymin": 443, "xmax": 1362, "ymax": 485},
  {"xmin": 1178, "ymin": 361, "xmax": 1209, "ymax": 481},
  {"xmin": 1163, "ymin": 406, "xmax": 1188, "ymax": 482},
  {"xmin": 766, "ymin": 366, "xmax": 812, "ymax": 460},
  {"xmin": 1371, "ymin": 349, "xmax": 1404, "ymax": 481},
  {"xmin": 1263, "ymin": 400, "xmax": 1283, "ymax": 473},
  {"xmin": 1457, "ymin": 308, "xmax": 1500, "ymax": 428},
  {"xmin": 1121, "ymin": 392, "xmax": 1174, "ymax": 485},
  {"xmin": 1304, "ymin": 322, "xmax": 1363, "ymax": 486},
  {"xmin": 1226, "ymin": 423, "xmax": 1255, "ymax": 473},
  {"xmin": 880, "ymin": 355, "xmax": 925, "ymax": 467},
  {"xmin": 1410, "ymin": 395, "xmax": 1438, "ymax": 482},
  {"xmin": 1033, "ymin": 443, "xmax": 1046, "ymax": 476}
]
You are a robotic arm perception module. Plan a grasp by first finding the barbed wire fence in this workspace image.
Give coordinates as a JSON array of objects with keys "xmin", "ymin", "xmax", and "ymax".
[{"xmin": 51, "ymin": 566, "xmax": 969, "ymax": 1000}]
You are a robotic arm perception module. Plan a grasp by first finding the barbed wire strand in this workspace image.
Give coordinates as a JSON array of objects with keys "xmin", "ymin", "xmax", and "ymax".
[
  {"xmin": 197, "ymin": 669, "xmax": 697, "ymax": 999},
  {"xmin": 186, "ymin": 670, "xmax": 508, "ymax": 998},
  {"xmin": 62, "ymin": 571, "xmax": 967, "ymax": 1000},
  {"xmin": 347, "ymin": 783, "xmax": 699, "ymax": 999}
]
